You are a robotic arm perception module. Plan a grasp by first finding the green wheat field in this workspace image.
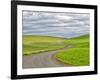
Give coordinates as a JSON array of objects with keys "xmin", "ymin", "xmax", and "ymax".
[{"xmin": 23, "ymin": 34, "xmax": 90, "ymax": 66}]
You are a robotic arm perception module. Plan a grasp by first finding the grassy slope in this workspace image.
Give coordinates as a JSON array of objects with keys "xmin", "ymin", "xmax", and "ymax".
[
  {"xmin": 23, "ymin": 34, "xmax": 90, "ymax": 66},
  {"xmin": 23, "ymin": 35, "xmax": 66, "ymax": 55},
  {"xmin": 55, "ymin": 34, "xmax": 90, "ymax": 66}
]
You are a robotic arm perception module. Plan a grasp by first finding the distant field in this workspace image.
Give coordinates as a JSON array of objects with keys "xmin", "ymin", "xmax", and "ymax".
[
  {"xmin": 55, "ymin": 35, "xmax": 90, "ymax": 66},
  {"xmin": 23, "ymin": 35, "xmax": 66, "ymax": 55}
]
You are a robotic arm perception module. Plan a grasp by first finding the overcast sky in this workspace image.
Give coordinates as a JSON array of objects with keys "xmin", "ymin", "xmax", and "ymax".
[{"xmin": 22, "ymin": 11, "xmax": 90, "ymax": 38}]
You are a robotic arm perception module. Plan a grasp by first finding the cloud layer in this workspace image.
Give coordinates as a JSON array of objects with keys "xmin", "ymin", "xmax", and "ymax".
[{"xmin": 22, "ymin": 11, "xmax": 90, "ymax": 38}]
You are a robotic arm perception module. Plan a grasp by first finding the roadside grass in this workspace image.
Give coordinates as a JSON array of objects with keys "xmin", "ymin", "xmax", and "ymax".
[
  {"xmin": 23, "ymin": 35, "xmax": 66, "ymax": 55},
  {"xmin": 55, "ymin": 34, "xmax": 90, "ymax": 66}
]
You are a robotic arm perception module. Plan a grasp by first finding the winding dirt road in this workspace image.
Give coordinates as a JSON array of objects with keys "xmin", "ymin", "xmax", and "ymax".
[{"xmin": 22, "ymin": 46, "xmax": 72, "ymax": 69}]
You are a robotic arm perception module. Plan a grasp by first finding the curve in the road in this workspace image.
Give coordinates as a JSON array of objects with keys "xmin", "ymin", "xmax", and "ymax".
[{"xmin": 22, "ymin": 45, "xmax": 72, "ymax": 69}]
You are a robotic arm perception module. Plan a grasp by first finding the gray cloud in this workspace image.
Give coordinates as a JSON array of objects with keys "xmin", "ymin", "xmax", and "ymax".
[{"xmin": 22, "ymin": 11, "xmax": 90, "ymax": 38}]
